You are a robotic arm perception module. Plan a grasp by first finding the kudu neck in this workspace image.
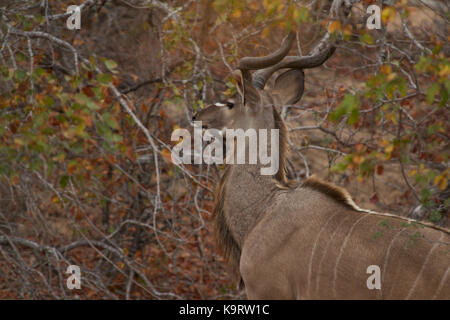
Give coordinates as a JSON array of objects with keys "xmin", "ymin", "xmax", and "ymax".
[{"xmin": 220, "ymin": 107, "xmax": 289, "ymax": 246}]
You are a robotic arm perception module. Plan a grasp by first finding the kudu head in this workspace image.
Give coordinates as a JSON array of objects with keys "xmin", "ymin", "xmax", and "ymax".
[{"xmin": 192, "ymin": 31, "xmax": 335, "ymax": 134}]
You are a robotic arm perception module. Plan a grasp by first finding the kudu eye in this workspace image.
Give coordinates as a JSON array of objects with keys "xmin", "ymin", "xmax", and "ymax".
[{"xmin": 213, "ymin": 101, "xmax": 234, "ymax": 109}]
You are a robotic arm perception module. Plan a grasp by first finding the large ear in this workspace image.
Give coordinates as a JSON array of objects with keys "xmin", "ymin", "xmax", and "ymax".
[
  {"xmin": 232, "ymin": 70, "xmax": 261, "ymax": 107},
  {"xmin": 271, "ymin": 69, "xmax": 304, "ymax": 105}
]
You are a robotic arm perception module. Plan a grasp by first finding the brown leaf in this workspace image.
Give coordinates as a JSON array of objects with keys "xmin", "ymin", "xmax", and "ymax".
[
  {"xmin": 82, "ymin": 86, "xmax": 95, "ymax": 97},
  {"xmin": 377, "ymin": 165, "xmax": 384, "ymax": 175},
  {"xmin": 370, "ymin": 193, "xmax": 379, "ymax": 204}
]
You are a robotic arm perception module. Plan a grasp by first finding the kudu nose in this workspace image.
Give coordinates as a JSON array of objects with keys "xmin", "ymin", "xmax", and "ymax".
[{"xmin": 192, "ymin": 115, "xmax": 196, "ymax": 121}]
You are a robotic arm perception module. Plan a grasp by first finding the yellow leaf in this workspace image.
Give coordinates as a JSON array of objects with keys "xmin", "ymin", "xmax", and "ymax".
[
  {"xmin": 293, "ymin": 8, "xmax": 299, "ymax": 20},
  {"xmin": 385, "ymin": 144, "xmax": 394, "ymax": 154},
  {"xmin": 434, "ymin": 174, "xmax": 448, "ymax": 190},
  {"xmin": 353, "ymin": 155, "xmax": 365, "ymax": 165},
  {"xmin": 14, "ymin": 138, "xmax": 25, "ymax": 146},
  {"xmin": 380, "ymin": 65, "xmax": 392, "ymax": 74},
  {"xmin": 382, "ymin": 7, "xmax": 396, "ymax": 24},
  {"xmin": 390, "ymin": 113, "xmax": 397, "ymax": 125},
  {"xmin": 387, "ymin": 72, "xmax": 397, "ymax": 81},
  {"xmin": 343, "ymin": 24, "xmax": 353, "ymax": 36},
  {"xmin": 440, "ymin": 178, "xmax": 448, "ymax": 190},
  {"xmin": 249, "ymin": 1, "xmax": 259, "ymax": 10},
  {"xmin": 438, "ymin": 64, "xmax": 450, "ymax": 77},
  {"xmin": 434, "ymin": 175, "xmax": 443, "ymax": 186},
  {"xmin": 231, "ymin": 9, "xmax": 242, "ymax": 18},
  {"xmin": 261, "ymin": 27, "xmax": 270, "ymax": 39},
  {"xmin": 328, "ymin": 21, "xmax": 342, "ymax": 33},
  {"xmin": 161, "ymin": 148, "xmax": 174, "ymax": 164}
]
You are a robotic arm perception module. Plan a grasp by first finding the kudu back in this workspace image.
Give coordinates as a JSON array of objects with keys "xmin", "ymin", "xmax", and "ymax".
[{"xmin": 193, "ymin": 32, "xmax": 450, "ymax": 299}]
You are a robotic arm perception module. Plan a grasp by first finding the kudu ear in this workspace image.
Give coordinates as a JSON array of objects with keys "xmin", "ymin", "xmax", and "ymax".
[
  {"xmin": 271, "ymin": 69, "xmax": 305, "ymax": 106},
  {"xmin": 233, "ymin": 70, "xmax": 261, "ymax": 108}
]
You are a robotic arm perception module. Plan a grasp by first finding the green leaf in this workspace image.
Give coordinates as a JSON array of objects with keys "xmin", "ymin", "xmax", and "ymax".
[
  {"xmin": 329, "ymin": 106, "xmax": 346, "ymax": 122},
  {"xmin": 429, "ymin": 210, "xmax": 441, "ymax": 223},
  {"xmin": 295, "ymin": 6, "xmax": 310, "ymax": 23},
  {"xmin": 331, "ymin": 161, "xmax": 348, "ymax": 173},
  {"xmin": 421, "ymin": 187, "xmax": 432, "ymax": 204},
  {"xmin": 102, "ymin": 112, "xmax": 120, "ymax": 130},
  {"xmin": 45, "ymin": 96, "xmax": 54, "ymax": 107},
  {"xmin": 0, "ymin": 66, "xmax": 10, "ymax": 79},
  {"xmin": 329, "ymin": 94, "xmax": 360, "ymax": 123},
  {"xmin": 415, "ymin": 56, "xmax": 431, "ymax": 72},
  {"xmin": 373, "ymin": 231, "xmax": 383, "ymax": 239},
  {"xmin": 16, "ymin": 52, "xmax": 27, "ymax": 62},
  {"xmin": 60, "ymin": 175, "xmax": 69, "ymax": 189},
  {"xmin": 426, "ymin": 82, "xmax": 440, "ymax": 104},
  {"xmin": 110, "ymin": 133, "xmax": 123, "ymax": 143},
  {"xmin": 104, "ymin": 59, "xmax": 118, "ymax": 73},
  {"xmin": 444, "ymin": 198, "xmax": 450, "ymax": 208},
  {"xmin": 86, "ymin": 99, "xmax": 100, "ymax": 111},
  {"xmin": 97, "ymin": 121, "xmax": 122, "ymax": 144},
  {"xmin": 75, "ymin": 93, "xmax": 99, "ymax": 111},
  {"xmin": 14, "ymin": 69, "xmax": 27, "ymax": 82},
  {"xmin": 379, "ymin": 220, "xmax": 392, "ymax": 230},
  {"xmin": 360, "ymin": 33, "xmax": 374, "ymax": 45},
  {"xmin": 439, "ymin": 86, "xmax": 448, "ymax": 107},
  {"xmin": 348, "ymin": 104, "xmax": 360, "ymax": 124},
  {"xmin": 396, "ymin": 76, "xmax": 407, "ymax": 97},
  {"xmin": 97, "ymin": 73, "xmax": 113, "ymax": 84}
]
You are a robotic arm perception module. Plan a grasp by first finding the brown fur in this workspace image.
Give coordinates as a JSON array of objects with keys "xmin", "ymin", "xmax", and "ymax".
[
  {"xmin": 214, "ymin": 106, "xmax": 292, "ymax": 286},
  {"xmin": 214, "ymin": 111, "xmax": 450, "ymax": 294},
  {"xmin": 214, "ymin": 108, "xmax": 358, "ymax": 284},
  {"xmin": 199, "ymin": 26, "xmax": 450, "ymax": 297},
  {"xmin": 213, "ymin": 166, "xmax": 242, "ymax": 285},
  {"xmin": 302, "ymin": 176, "xmax": 356, "ymax": 210}
]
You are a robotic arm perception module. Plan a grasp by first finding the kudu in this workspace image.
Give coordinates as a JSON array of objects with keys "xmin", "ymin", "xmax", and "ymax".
[{"xmin": 193, "ymin": 32, "xmax": 450, "ymax": 299}]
